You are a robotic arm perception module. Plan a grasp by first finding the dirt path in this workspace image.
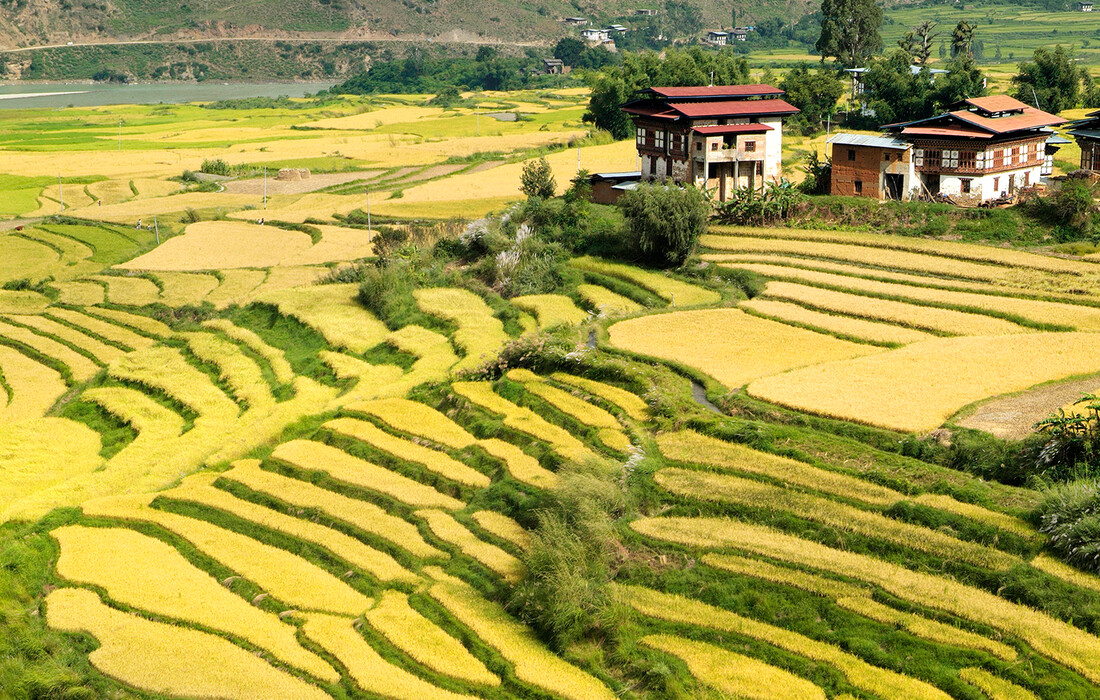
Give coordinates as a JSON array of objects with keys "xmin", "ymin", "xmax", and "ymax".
[{"xmin": 957, "ymin": 375, "xmax": 1100, "ymax": 440}]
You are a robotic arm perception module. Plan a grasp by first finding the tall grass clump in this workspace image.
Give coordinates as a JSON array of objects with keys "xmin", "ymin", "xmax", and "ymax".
[{"xmin": 1035, "ymin": 478, "xmax": 1100, "ymax": 573}]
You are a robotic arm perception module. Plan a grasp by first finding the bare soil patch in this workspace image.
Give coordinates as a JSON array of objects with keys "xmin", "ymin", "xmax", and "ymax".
[
  {"xmin": 956, "ymin": 374, "xmax": 1100, "ymax": 440},
  {"xmin": 222, "ymin": 170, "xmax": 384, "ymax": 195}
]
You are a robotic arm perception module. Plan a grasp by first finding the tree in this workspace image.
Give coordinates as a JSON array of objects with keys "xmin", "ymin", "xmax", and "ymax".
[
  {"xmin": 553, "ymin": 38, "xmax": 586, "ymax": 66},
  {"xmin": 1012, "ymin": 45, "xmax": 1085, "ymax": 113},
  {"xmin": 934, "ymin": 54, "xmax": 986, "ymax": 105},
  {"xmin": 951, "ymin": 21, "xmax": 975, "ymax": 59},
  {"xmin": 817, "ymin": 0, "xmax": 883, "ymax": 68},
  {"xmin": 618, "ymin": 183, "xmax": 709, "ymax": 267},
  {"xmin": 521, "ymin": 157, "xmax": 556, "ymax": 199},
  {"xmin": 583, "ymin": 72, "xmax": 634, "ymax": 139},
  {"xmin": 912, "ymin": 21, "xmax": 938, "ymax": 65},
  {"xmin": 663, "ymin": 1, "xmax": 704, "ymax": 39},
  {"xmin": 779, "ymin": 64, "xmax": 844, "ymax": 135},
  {"xmin": 857, "ymin": 49, "xmax": 985, "ymax": 125}
]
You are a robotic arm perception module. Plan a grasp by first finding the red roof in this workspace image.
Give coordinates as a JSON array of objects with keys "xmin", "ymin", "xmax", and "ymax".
[
  {"xmin": 692, "ymin": 124, "xmax": 774, "ymax": 135},
  {"xmin": 645, "ymin": 84, "xmax": 784, "ymax": 99},
  {"xmin": 958, "ymin": 95, "xmax": 1030, "ymax": 114},
  {"xmin": 950, "ymin": 106, "xmax": 1066, "ymax": 134},
  {"xmin": 621, "ymin": 102, "xmax": 679, "ymax": 120},
  {"xmin": 669, "ymin": 98, "xmax": 799, "ymax": 118},
  {"xmin": 901, "ymin": 125, "xmax": 993, "ymax": 139}
]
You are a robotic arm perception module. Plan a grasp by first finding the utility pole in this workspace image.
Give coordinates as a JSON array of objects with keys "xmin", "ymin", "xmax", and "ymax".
[
  {"xmin": 153, "ymin": 215, "xmax": 160, "ymax": 245},
  {"xmin": 476, "ymin": 103, "xmax": 480, "ymax": 136},
  {"xmin": 263, "ymin": 167, "xmax": 268, "ymax": 209},
  {"xmin": 58, "ymin": 174, "xmax": 63, "ymax": 210}
]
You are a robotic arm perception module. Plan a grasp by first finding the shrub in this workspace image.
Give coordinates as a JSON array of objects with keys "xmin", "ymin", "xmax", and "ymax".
[
  {"xmin": 1033, "ymin": 394, "xmax": 1100, "ymax": 481},
  {"xmin": 1035, "ymin": 479, "xmax": 1100, "ymax": 573},
  {"xmin": 520, "ymin": 157, "xmax": 556, "ymax": 199},
  {"xmin": 199, "ymin": 158, "xmax": 232, "ymax": 176},
  {"xmin": 618, "ymin": 182, "xmax": 709, "ymax": 268}
]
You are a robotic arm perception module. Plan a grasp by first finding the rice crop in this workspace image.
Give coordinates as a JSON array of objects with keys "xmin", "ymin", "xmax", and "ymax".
[
  {"xmin": 511, "ymin": 294, "xmax": 589, "ymax": 328},
  {"xmin": 609, "ymin": 309, "xmax": 880, "ymax": 389},
  {"xmin": 365, "ymin": 590, "xmax": 500, "ymax": 686},
  {"xmin": 550, "ymin": 373, "xmax": 650, "ymax": 421},
  {"xmin": 84, "ymin": 307, "xmax": 172, "ymax": 337},
  {"xmin": 52, "ymin": 525, "xmax": 338, "ymax": 682},
  {"xmin": 48, "ymin": 308, "xmax": 156, "ymax": 350},
  {"xmin": 472, "ymin": 510, "xmax": 532, "ymax": 550},
  {"xmin": 0, "ymin": 290, "xmax": 49, "ymax": 314},
  {"xmin": 741, "ymin": 297, "xmax": 935, "ymax": 345},
  {"xmin": 0, "ymin": 345, "xmax": 66, "ymax": 421},
  {"xmin": 250, "ymin": 265, "xmax": 327, "ymax": 296},
  {"xmin": 959, "ymin": 667, "xmax": 1038, "ymax": 700},
  {"xmin": 324, "ymin": 417, "xmax": 490, "ymax": 488},
  {"xmin": 631, "ymin": 516, "xmax": 1100, "ymax": 682},
  {"xmin": 82, "ymin": 493, "xmax": 373, "ymax": 615},
  {"xmin": 118, "ymin": 220, "xmax": 313, "ymax": 271},
  {"xmin": 508, "ymin": 370, "xmax": 621, "ymax": 429},
  {"xmin": 654, "ymin": 468, "xmax": 1016, "ymax": 570},
  {"xmin": 0, "ymin": 318, "xmax": 99, "ymax": 381},
  {"xmin": 0, "ymin": 235, "xmax": 61, "ymax": 284},
  {"xmin": 571, "ymin": 256, "xmax": 721, "ymax": 306},
  {"xmin": 619, "ymin": 583, "xmax": 951, "ymax": 700},
  {"xmin": 87, "ymin": 274, "xmax": 162, "ymax": 306},
  {"xmin": 203, "ymin": 319, "xmax": 295, "ymax": 384},
  {"xmin": 221, "ymin": 459, "xmax": 445, "ymax": 559},
  {"xmin": 476, "ymin": 438, "xmax": 560, "ymax": 488},
  {"xmin": 280, "ymin": 225, "xmax": 375, "ymax": 266},
  {"xmin": 45, "ymin": 588, "xmax": 332, "ymax": 700},
  {"xmin": 640, "ymin": 634, "xmax": 826, "ymax": 700},
  {"xmin": 40, "ymin": 183, "xmax": 94, "ymax": 209},
  {"xmin": 702, "ymin": 553, "xmax": 870, "ymax": 599},
  {"xmin": 88, "ymin": 179, "xmax": 135, "ymax": 205},
  {"xmin": 12, "ymin": 314, "xmax": 125, "ymax": 365},
  {"xmin": 414, "ymin": 288, "xmax": 509, "ymax": 371},
  {"xmin": 132, "ymin": 178, "xmax": 182, "ymax": 198},
  {"xmin": 349, "ymin": 398, "xmax": 477, "ymax": 449},
  {"xmin": 598, "ymin": 427, "xmax": 632, "ymax": 452},
  {"xmin": 429, "ymin": 582, "xmax": 618, "ymax": 700},
  {"xmin": 747, "ymin": 333, "xmax": 1100, "ymax": 433},
  {"xmin": 452, "ymin": 381, "xmax": 594, "ymax": 463},
  {"xmin": 271, "ymin": 439, "xmax": 464, "ymax": 510},
  {"xmin": 53, "ymin": 281, "xmax": 106, "ymax": 305},
  {"xmin": 164, "ymin": 474, "xmax": 418, "ymax": 584},
  {"xmin": 912, "ymin": 493, "xmax": 1036, "ymax": 539},
  {"xmin": 182, "ymin": 331, "xmax": 274, "ymax": 409},
  {"xmin": 109, "ymin": 345, "xmax": 239, "ymax": 419},
  {"xmin": 576, "ymin": 283, "xmax": 644, "ymax": 316},
  {"xmin": 156, "ymin": 271, "xmax": 220, "ymax": 307},
  {"xmin": 416, "ymin": 509, "xmax": 525, "ymax": 582},
  {"xmin": 1031, "ymin": 554, "xmax": 1100, "ymax": 595},
  {"xmin": 19, "ymin": 228, "xmax": 94, "ymax": 265},
  {"xmin": 260, "ymin": 283, "xmax": 389, "ymax": 353},
  {"xmin": 301, "ymin": 612, "xmax": 478, "ymax": 700},
  {"xmin": 82, "ymin": 385, "xmax": 185, "ymax": 438},
  {"xmin": 205, "ymin": 269, "xmax": 267, "ymax": 308},
  {"xmin": 762, "ymin": 282, "xmax": 1030, "ymax": 336},
  {"xmin": 0, "ymin": 417, "xmax": 102, "ymax": 522}
]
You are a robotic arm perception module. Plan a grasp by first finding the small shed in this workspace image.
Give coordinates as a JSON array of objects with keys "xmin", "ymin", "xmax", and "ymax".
[
  {"xmin": 589, "ymin": 171, "xmax": 642, "ymax": 204},
  {"xmin": 636, "ymin": 8, "xmax": 658, "ymax": 15},
  {"xmin": 828, "ymin": 133, "xmax": 914, "ymax": 200},
  {"xmin": 543, "ymin": 58, "xmax": 566, "ymax": 74},
  {"xmin": 563, "ymin": 16, "xmax": 589, "ymax": 25}
]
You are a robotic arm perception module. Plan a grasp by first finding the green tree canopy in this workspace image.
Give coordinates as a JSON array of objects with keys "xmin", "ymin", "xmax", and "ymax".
[
  {"xmin": 816, "ymin": 0, "xmax": 883, "ymax": 68},
  {"xmin": 1012, "ymin": 45, "xmax": 1086, "ymax": 113},
  {"xmin": 859, "ymin": 49, "xmax": 985, "ymax": 125},
  {"xmin": 619, "ymin": 182, "xmax": 709, "ymax": 268},
  {"xmin": 779, "ymin": 64, "xmax": 845, "ymax": 135},
  {"xmin": 521, "ymin": 157, "xmax": 556, "ymax": 199}
]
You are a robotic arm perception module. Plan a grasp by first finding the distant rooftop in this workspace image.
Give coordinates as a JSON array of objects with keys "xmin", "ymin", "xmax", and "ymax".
[{"xmin": 828, "ymin": 133, "xmax": 910, "ymax": 150}]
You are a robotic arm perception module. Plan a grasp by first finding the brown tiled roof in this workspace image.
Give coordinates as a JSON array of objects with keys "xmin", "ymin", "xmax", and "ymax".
[
  {"xmin": 957, "ymin": 95, "xmax": 1031, "ymax": 113},
  {"xmin": 950, "ymin": 106, "xmax": 1066, "ymax": 134},
  {"xmin": 669, "ymin": 98, "xmax": 799, "ymax": 118},
  {"xmin": 692, "ymin": 124, "xmax": 774, "ymax": 135},
  {"xmin": 901, "ymin": 125, "xmax": 993, "ymax": 139},
  {"xmin": 621, "ymin": 102, "xmax": 679, "ymax": 120},
  {"xmin": 645, "ymin": 85, "xmax": 784, "ymax": 99}
]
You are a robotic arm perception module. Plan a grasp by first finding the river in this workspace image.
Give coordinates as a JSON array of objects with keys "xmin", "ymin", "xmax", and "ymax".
[{"xmin": 0, "ymin": 81, "xmax": 337, "ymax": 109}]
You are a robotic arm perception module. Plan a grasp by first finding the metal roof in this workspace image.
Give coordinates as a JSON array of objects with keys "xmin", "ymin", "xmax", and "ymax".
[
  {"xmin": 827, "ymin": 133, "xmax": 910, "ymax": 150},
  {"xmin": 1068, "ymin": 128, "xmax": 1100, "ymax": 139},
  {"xmin": 1046, "ymin": 134, "xmax": 1072, "ymax": 145}
]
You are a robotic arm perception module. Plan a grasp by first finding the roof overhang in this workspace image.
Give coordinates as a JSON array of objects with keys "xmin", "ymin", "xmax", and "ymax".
[
  {"xmin": 692, "ymin": 124, "xmax": 774, "ymax": 135},
  {"xmin": 900, "ymin": 126, "xmax": 993, "ymax": 139}
]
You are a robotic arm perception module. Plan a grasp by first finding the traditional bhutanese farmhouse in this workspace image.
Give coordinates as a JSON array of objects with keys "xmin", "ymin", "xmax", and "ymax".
[
  {"xmin": 705, "ymin": 31, "xmax": 729, "ymax": 46},
  {"xmin": 1077, "ymin": 1, "xmax": 1093, "ymax": 11},
  {"xmin": 581, "ymin": 27, "xmax": 611, "ymax": 42},
  {"xmin": 1066, "ymin": 109, "xmax": 1100, "ymax": 170},
  {"xmin": 828, "ymin": 133, "xmax": 914, "ymax": 200},
  {"xmin": 830, "ymin": 95, "xmax": 1065, "ymax": 204},
  {"xmin": 620, "ymin": 85, "xmax": 799, "ymax": 201}
]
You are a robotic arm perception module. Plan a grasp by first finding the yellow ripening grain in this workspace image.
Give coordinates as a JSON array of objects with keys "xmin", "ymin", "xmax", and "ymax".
[
  {"xmin": 52, "ymin": 525, "xmax": 338, "ymax": 682},
  {"xmin": 630, "ymin": 516, "xmax": 1100, "ymax": 683},
  {"xmin": 365, "ymin": 590, "xmax": 500, "ymax": 686},
  {"xmin": 452, "ymin": 381, "xmax": 595, "ymax": 463},
  {"xmin": 280, "ymin": 225, "xmax": 375, "ymax": 266},
  {"xmin": 48, "ymin": 308, "xmax": 156, "ymax": 350},
  {"xmin": 19, "ymin": 228, "xmax": 94, "ymax": 265},
  {"xmin": 747, "ymin": 333, "xmax": 1100, "ymax": 433},
  {"xmin": 205, "ymin": 268, "xmax": 267, "ymax": 308},
  {"xmin": 87, "ymin": 179, "xmax": 134, "ymax": 205},
  {"xmin": 414, "ymin": 287, "xmax": 509, "ymax": 371},
  {"xmin": 507, "ymin": 370, "xmax": 620, "ymax": 430},
  {"xmin": 132, "ymin": 178, "xmax": 182, "ymax": 199},
  {"xmin": 654, "ymin": 468, "xmax": 1016, "ymax": 570},
  {"xmin": 349, "ymin": 397, "xmax": 477, "ymax": 449},
  {"xmin": 202, "ymin": 319, "xmax": 295, "ymax": 384},
  {"xmin": 700, "ymin": 235, "xmax": 1016, "ymax": 282},
  {"xmin": 741, "ymin": 298, "xmax": 936, "ymax": 345},
  {"xmin": 222, "ymin": 459, "xmax": 445, "ymax": 559},
  {"xmin": 476, "ymin": 437, "xmax": 560, "ymax": 489},
  {"xmin": 325, "ymin": 417, "xmax": 490, "ymax": 488},
  {"xmin": 12, "ymin": 314, "xmax": 125, "ymax": 365},
  {"xmin": 959, "ymin": 668, "xmax": 1038, "ymax": 700},
  {"xmin": 709, "ymin": 224, "xmax": 1100, "ymax": 275},
  {"xmin": 155, "ymin": 271, "xmax": 220, "ymax": 307},
  {"xmin": 0, "ymin": 290, "xmax": 49, "ymax": 314},
  {"xmin": 41, "ymin": 183, "xmax": 94, "ymax": 208},
  {"xmin": 511, "ymin": 294, "xmax": 589, "ymax": 328},
  {"xmin": 86, "ymin": 274, "xmax": 161, "ymax": 306},
  {"xmin": 272, "ymin": 439, "xmax": 464, "ymax": 510},
  {"xmin": 109, "ymin": 345, "xmax": 238, "ymax": 418},
  {"xmin": 53, "ymin": 281, "xmax": 105, "ymax": 306},
  {"xmin": 1031, "ymin": 554, "xmax": 1100, "ymax": 596},
  {"xmin": 301, "ymin": 612, "xmax": 479, "ymax": 700},
  {"xmin": 259, "ymin": 283, "xmax": 389, "ymax": 353},
  {"xmin": 0, "ymin": 345, "xmax": 67, "ymax": 421},
  {"xmin": 618, "ymin": 583, "xmax": 953, "ymax": 700},
  {"xmin": 429, "ymin": 582, "xmax": 618, "ymax": 700},
  {"xmin": 472, "ymin": 510, "xmax": 532, "ymax": 551},
  {"xmin": 913, "ymin": 493, "xmax": 1036, "ymax": 539},
  {"xmin": 250, "ymin": 265, "xmax": 327, "ymax": 296},
  {"xmin": 82, "ymin": 494, "xmax": 373, "ymax": 615},
  {"xmin": 0, "ymin": 318, "xmax": 99, "ymax": 381},
  {"xmin": 576, "ymin": 283, "xmax": 643, "ymax": 316},
  {"xmin": 45, "ymin": 588, "xmax": 332, "ymax": 700},
  {"xmin": 321, "ymin": 352, "xmax": 405, "ymax": 401},
  {"xmin": 181, "ymin": 331, "xmax": 273, "ymax": 409},
  {"xmin": 656, "ymin": 430, "xmax": 902, "ymax": 507},
  {"xmin": 84, "ymin": 307, "xmax": 171, "ymax": 337},
  {"xmin": 762, "ymin": 282, "xmax": 1030, "ymax": 336},
  {"xmin": 703, "ymin": 553, "xmax": 870, "ymax": 599},
  {"xmin": 306, "ymin": 104, "xmax": 448, "ymax": 129},
  {"xmin": 386, "ymin": 324, "xmax": 459, "ymax": 386},
  {"xmin": 609, "ymin": 308, "xmax": 880, "ymax": 389},
  {"xmin": 416, "ymin": 509, "xmax": 525, "ymax": 582},
  {"xmin": 119, "ymin": 221, "xmax": 313, "ymax": 271},
  {"xmin": 164, "ymin": 474, "xmax": 418, "ymax": 584},
  {"xmin": 571, "ymin": 256, "xmax": 721, "ymax": 307},
  {"xmin": 0, "ymin": 418, "xmax": 101, "ymax": 522},
  {"xmin": 641, "ymin": 634, "xmax": 826, "ymax": 700},
  {"xmin": 598, "ymin": 427, "xmax": 632, "ymax": 452},
  {"xmin": 227, "ymin": 192, "xmax": 366, "ymax": 225},
  {"xmin": 550, "ymin": 373, "xmax": 649, "ymax": 421}
]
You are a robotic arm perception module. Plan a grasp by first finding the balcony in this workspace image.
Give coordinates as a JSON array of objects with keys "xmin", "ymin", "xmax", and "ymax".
[{"xmin": 700, "ymin": 146, "xmax": 764, "ymax": 164}]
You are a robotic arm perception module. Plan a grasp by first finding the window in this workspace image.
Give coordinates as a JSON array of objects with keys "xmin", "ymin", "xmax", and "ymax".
[
  {"xmin": 649, "ymin": 158, "xmax": 658, "ymax": 175},
  {"xmin": 711, "ymin": 142, "xmax": 718, "ymax": 151},
  {"xmin": 1017, "ymin": 146, "xmax": 1026, "ymax": 165},
  {"xmin": 635, "ymin": 128, "xmax": 646, "ymax": 147},
  {"xmin": 993, "ymin": 176, "xmax": 1000, "ymax": 190},
  {"xmin": 670, "ymin": 132, "xmax": 684, "ymax": 155},
  {"xmin": 756, "ymin": 161, "xmax": 763, "ymax": 176},
  {"xmin": 976, "ymin": 151, "xmax": 986, "ymax": 169},
  {"xmin": 1023, "ymin": 171, "xmax": 1030, "ymax": 186},
  {"xmin": 914, "ymin": 148, "xmax": 924, "ymax": 167},
  {"xmin": 745, "ymin": 140, "xmax": 756, "ymax": 152},
  {"xmin": 943, "ymin": 150, "xmax": 959, "ymax": 169},
  {"xmin": 695, "ymin": 141, "xmax": 702, "ymax": 151},
  {"xmin": 961, "ymin": 179, "xmax": 971, "ymax": 194},
  {"xmin": 855, "ymin": 180, "xmax": 863, "ymax": 194},
  {"xmin": 654, "ymin": 129, "xmax": 666, "ymax": 150},
  {"xmin": 1002, "ymin": 148, "xmax": 1011, "ymax": 167},
  {"xmin": 960, "ymin": 151, "xmax": 976, "ymax": 170},
  {"xmin": 848, "ymin": 149, "xmax": 856, "ymax": 161}
]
